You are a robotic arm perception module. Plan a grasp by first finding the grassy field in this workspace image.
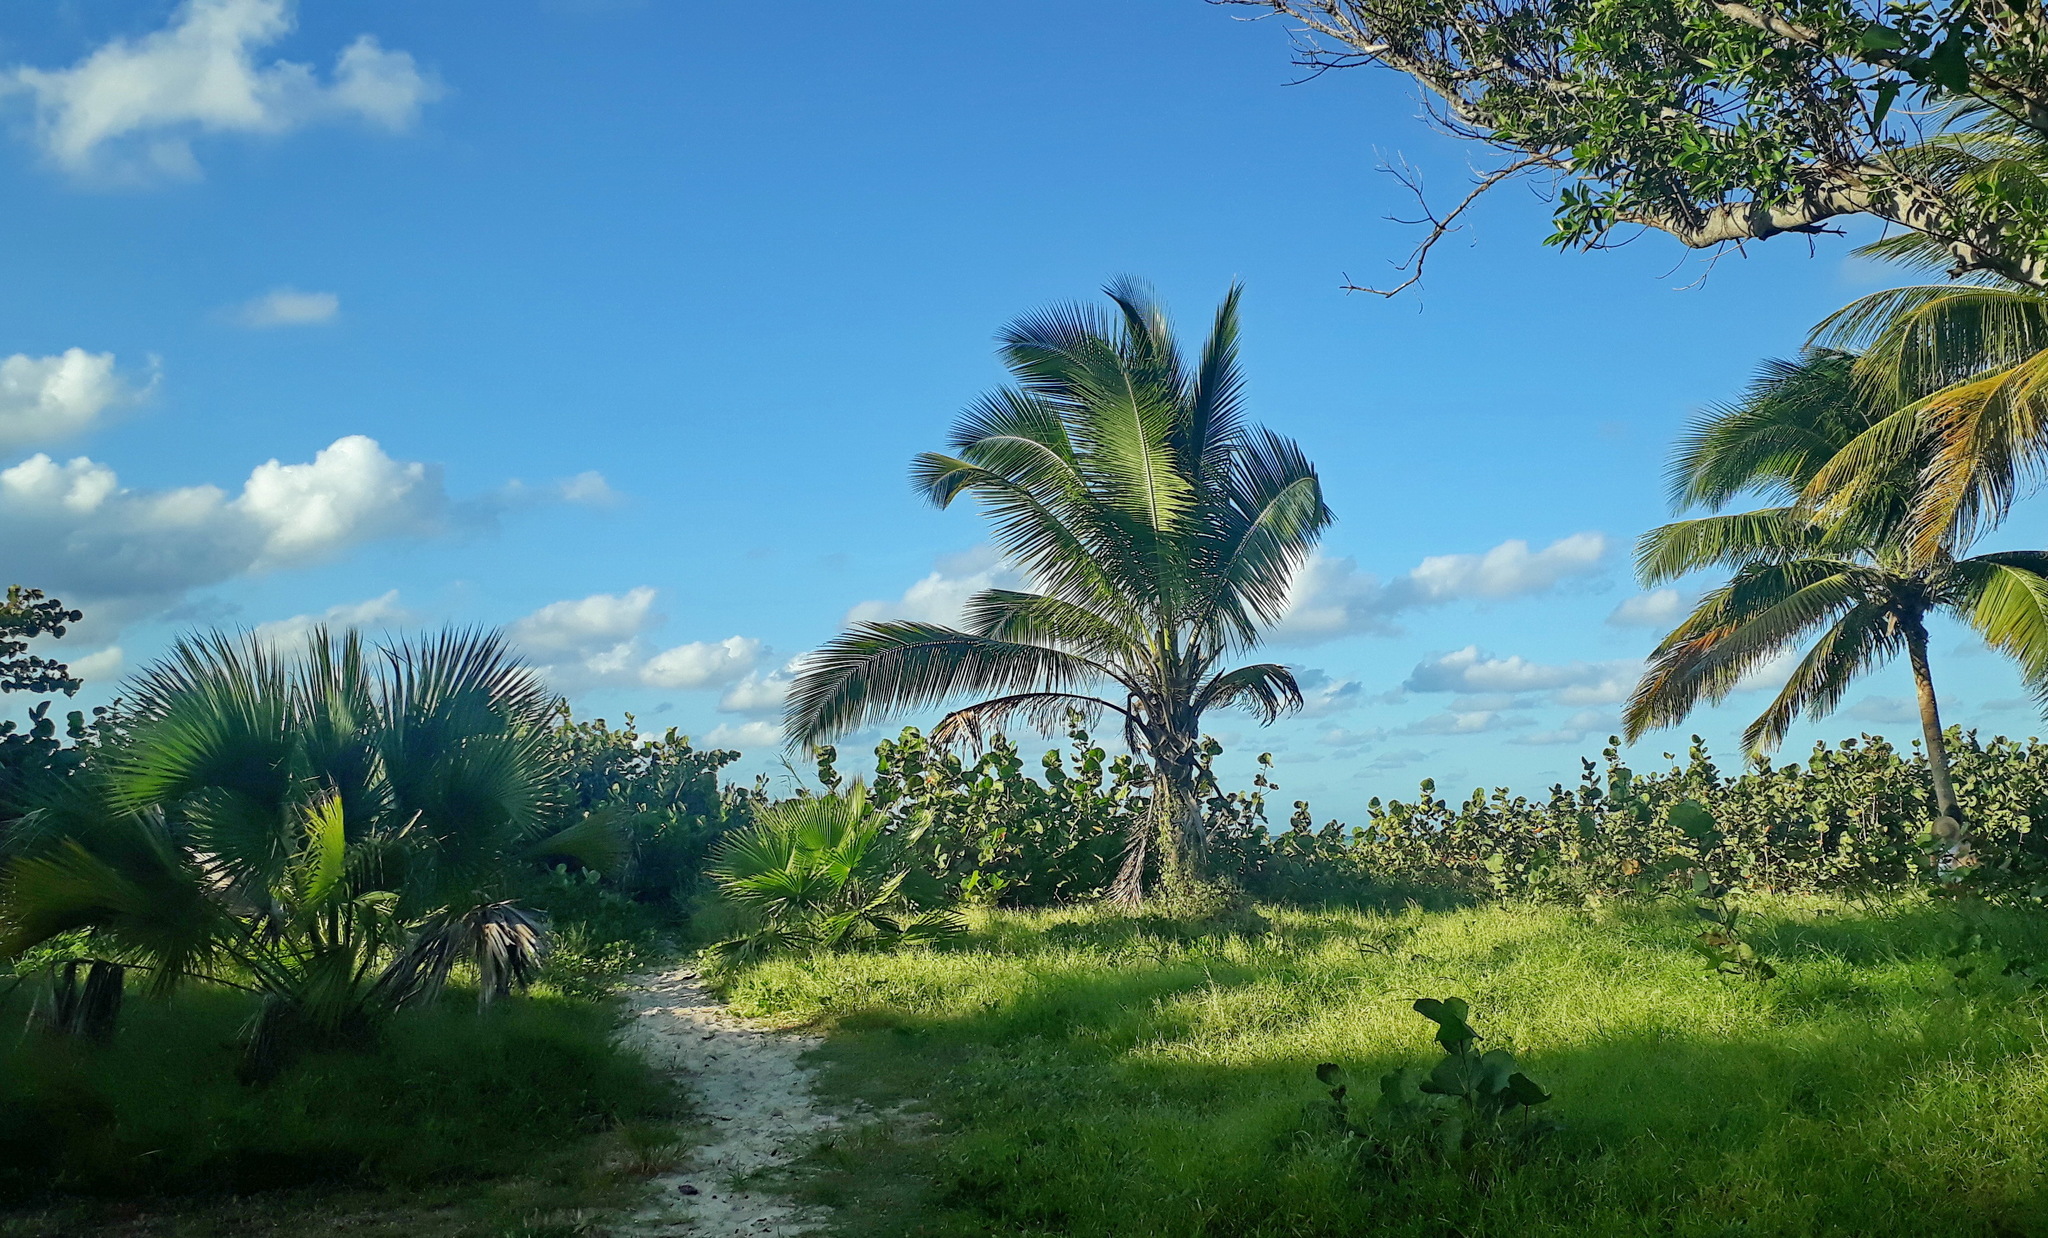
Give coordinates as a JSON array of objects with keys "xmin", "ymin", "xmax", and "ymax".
[
  {"xmin": 0, "ymin": 983, "xmax": 685, "ymax": 1238},
  {"xmin": 719, "ymin": 896, "xmax": 2048, "ymax": 1238}
]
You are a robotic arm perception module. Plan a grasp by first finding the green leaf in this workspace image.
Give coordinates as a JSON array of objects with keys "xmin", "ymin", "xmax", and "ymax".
[{"xmin": 1859, "ymin": 25, "xmax": 1905, "ymax": 52}]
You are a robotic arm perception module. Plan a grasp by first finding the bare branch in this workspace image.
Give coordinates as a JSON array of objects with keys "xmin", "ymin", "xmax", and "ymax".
[{"xmin": 1342, "ymin": 151, "xmax": 1561, "ymax": 296}]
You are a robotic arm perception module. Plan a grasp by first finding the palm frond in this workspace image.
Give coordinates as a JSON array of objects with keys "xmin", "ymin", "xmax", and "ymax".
[{"xmin": 785, "ymin": 622, "xmax": 1111, "ymax": 747}]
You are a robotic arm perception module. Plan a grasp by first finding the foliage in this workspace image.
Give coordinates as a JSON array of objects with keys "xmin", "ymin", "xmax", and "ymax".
[
  {"xmin": 716, "ymin": 898, "xmax": 2048, "ymax": 1237},
  {"xmin": 787, "ymin": 279, "xmax": 1332, "ymax": 898},
  {"xmin": 1225, "ymin": 2, "xmax": 2048, "ymax": 288},
  {"xmin": 707, "ymin": 785, "xmax": 965, "ymax": 962},
  {"xmin": 1812, "ymin": 277, "xmax": 2048, "ymax": 567},
  {"xmin": 0, "ymin": 628, "xmax": 618, "ymax": 1062},
  {"xmin": 1343, "ymin": 731, "xmax": 2048, "ymax": 904},
  {"xmin": 541, "ymin": 710, "xmax": 753, "ymax": 905},
  {"xmin": 0, "ymin": 587, "xmax": 115, "ymax": 833},
  {"xmin": 1318, "ymin": 996, "xmax": 1554, "ymax": 1166},
  {"xmin": 1626, "ymin": 347, "xmax": 2048, "ymax": 848},
  {"xmin": 0, "ymin": 985, "xmax": 668, "ymax": 1200},
  {"xmin": 1691, "ymin": 881, "xmax": 1780, "ymax": 980},
  {"xmin": 0, "ymin": 587, "xmax": 81, "ymax": 698},
  {"xmin": 860, "ymin": 725, "xmax": 1140, "ymax": 905}
]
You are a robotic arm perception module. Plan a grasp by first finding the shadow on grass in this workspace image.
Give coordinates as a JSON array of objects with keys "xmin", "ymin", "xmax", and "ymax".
[{"xmin": 764, "ymin": 899, "xmax": 2048, "ymax": 1238}]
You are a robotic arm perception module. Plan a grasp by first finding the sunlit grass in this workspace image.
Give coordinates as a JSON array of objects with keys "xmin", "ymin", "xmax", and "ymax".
[{"xmin": 721, "ymin": 897, "xmax": 2048, "ymax": 1237}]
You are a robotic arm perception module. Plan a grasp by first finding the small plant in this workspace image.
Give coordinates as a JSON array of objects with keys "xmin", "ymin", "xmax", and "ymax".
[
  {"xmin": 707, "ymin": 784, "xmax": 965, "ymax": 963},
  {"xmin": 1942, "ymin": 913, "xmax": 2048, "ymax": 993},
  {"xmin": 1316, "ymin": 996, "xmax": 1554, "ymax": 1163},
  {"xmin": 1690, "ymin": 880, "xmax": 1776, "ymax": 981}
]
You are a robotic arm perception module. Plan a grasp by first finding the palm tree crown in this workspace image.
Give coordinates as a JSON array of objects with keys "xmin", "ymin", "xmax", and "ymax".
[
  {"xmin": 785, "ymin": 279, "xmax": 1332, "ymax": 898},
  {"xmin": 1626, "ymin": 349, "xmax": 2048, "ymax": 848}
]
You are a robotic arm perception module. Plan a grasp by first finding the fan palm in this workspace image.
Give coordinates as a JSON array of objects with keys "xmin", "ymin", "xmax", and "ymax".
[
  {"xmin": 1625, "ymin": 350, "xmax": 2048, "ymax": 851},
  {"xmin": 0, "ymin": 627, "xmax": 614, "ymax": 1058},
  {"xmin": 706, "ymin": 784, "xmax": 962, "ymax": 961},
  {"xmin": 785, "ymin": 280, "xmax": 1332, "ymax": 900}
]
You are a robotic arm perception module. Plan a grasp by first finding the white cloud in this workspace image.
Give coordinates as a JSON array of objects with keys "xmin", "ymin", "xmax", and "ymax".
[
  {"xmin": 0, "ymin": 434, "xmax": 449, "ymax": 631},
  {"xmin": 0, "ymin": 349, "xmax": 139, "ymax": 450},
  {"xmin": 1364, "ymin": 748, "xmax": 1436, "ymax": 773},
  {"xmin": 1403, "ymin": 532, "xmax": 1609, "ymax": 602},
  {"xmin": 1276, "ymin": 533, "xmax": 1611, "ymax": 643},
  {"xmin": 847, "ymin": 545, "xmax": 1027, "ymax": 627},
  {"xmin": 1293, "ymin": 668, "xmax": 1363, "ymax": 718},
  {"xmin": 1400, "ymin": 709, "xmax": 1530, "ymax": 736},
  {"xmin": 252, "ymin": 589, "xmax": 406, "ymax": 649},
  {"xmin": 511, "ymin": 587, "xmax": 657, "ymax": 660},
  {"xmin": 506, "ymin": 588, "xmax": 766, "ymax": 695},
  {"xmin": 8, "ymin": 0, "xmax": 442, "ymax": 181},
  {"xmin": 1404, "ymin": 646, "xmax": 1640, "ymax": 705},
  {"xmin": 720, "ymin": 666, "xmax": 794, "ymax": 716},
  {"xmin": 70, "ymin": 645, "xmax": 123, "ymax": 685},
  {"xmin": 641, "ymin": 636, "xmax": 763, "ymax": 690},
  {"xmin": 702, "ymin": 720, "xmax": 782, "ymax": 751},
  {"xmin": 1845, "ymin": 695, "xmax": 1917, "ymax": 725},
  {"xmin": 1607, "ymin": 587, "xmax": 1689, "ymax": 629},
  {"xmin": 1512, "ymin": 709, "xmax": 1614, "ymax": 747},
  {"xmin": 556, "ymin": 471, "xmax": 618, "ymax": 506},
  {"xmin": 234, "ymin": 287, "xmax": 337, "ymax": 327}
]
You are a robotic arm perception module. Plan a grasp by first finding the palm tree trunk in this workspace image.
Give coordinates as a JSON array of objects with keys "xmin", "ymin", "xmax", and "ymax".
[
  {"xmin": 1904, "ymin": 618, "xmax": 1968, "ymax": 852},
  {"xmin": 1108, "ymin": 742, "xmax": 1208, "ymax": 904}
]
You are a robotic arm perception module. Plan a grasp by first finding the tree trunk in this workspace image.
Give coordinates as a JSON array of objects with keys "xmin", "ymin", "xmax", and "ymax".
[
  {"xmin": 1905, "ymin": 619, "xmax": 1968, "ymax": 853},
  {"xmin": 1108, "ymin": 738, "xmax": 1208, "ymax": 904}
]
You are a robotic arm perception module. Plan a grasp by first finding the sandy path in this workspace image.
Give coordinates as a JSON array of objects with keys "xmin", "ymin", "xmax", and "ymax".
[{"xmin": 611, "ymin": 966, "xmax": 843, "ymax": 1237}]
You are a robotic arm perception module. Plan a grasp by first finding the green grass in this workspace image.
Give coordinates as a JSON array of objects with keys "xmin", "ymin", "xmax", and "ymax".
[
  {"xmin": 0, "ymin": 982, "xmax": 683, "ymax": 1236},
  {"xmin": 717, "ymin": 897, "xmax": 2048, "ymax": 1238}
]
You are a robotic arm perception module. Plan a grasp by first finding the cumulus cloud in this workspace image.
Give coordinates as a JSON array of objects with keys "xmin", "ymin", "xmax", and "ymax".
[
  {"xmin": 1845, "ymin": 695, "xmax": 1917, "ymax": 724},
  {"xmin": 0, "ymin": 349, "xmax": 140, "ymax": 450},
  {"xmin": 7, "ymin": 0, "xmax": 442, "ymax": 181},
  {"xmin": 252, "ymin": 589, "xmax": 407, "ymax": 649},
  {"xmin": 507, "ymin": 587, "xmax": 768, "ymax": 696},
  {"xmin": 1404, "ymin": 646, "xmax": 1640, "ymax": 706},
  {"xmin": 702, "ymin": 720, "xmax": 782, "ymax": 751},
  {"xmin": 1512, "ymin": 709, "xmax": 1615, "ymax": 747},
  {"xmin": 1, "ymin": 434, "xmax": 450, "ymax": 631},
  {"xmin": 642, "ymin": 637, "xmax": 763, "ymax": 690},
  {"xmin": 70, "ymin": 644, "xmax": 124, "ymax": 685},
  {"xmin": 1364, "ymin": 748, "xmax": 1436, "ymax": 773},
  {"xmin": 1400, "ymin": 709, "xmax": 1530, "ymax": 736},
  {"xmin": 1275, "ymin": 533, "xmax": 1610, "ymax": 643},
  {"xmin": 234, "ymin": 287, "xmax": 338, "ymax": 327},
  {"xmin": 1608, "ymin": 587, "xmax": 1689, "ymax": 628},
  {"xmin": 1292, "ymin": 668, "xmax": 1363, "ymax": 718},
  {"xmin": 720, "ymin": 665, "xmax": 795, "ymax": 716},
  {"xmin": 847, "ymin": 545, "xmax": 1026, "ymax": 627}
]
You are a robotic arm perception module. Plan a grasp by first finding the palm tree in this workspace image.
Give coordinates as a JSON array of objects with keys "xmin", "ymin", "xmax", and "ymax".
[
  {"xmin": 1799, "ymin": 110, "xmax": 2048, "ymax": 559},
  {"xmin": 0, "ymin": 627, "xmax": 614, "ymax": 1059},
  {"xmin": 785, "ymin": 280, "xmax": 1332, "ymax": 900},
  {"xmin": 1625, "ymin": 350, "xmax": 2048, "ymax": 851},
  {"xmin": 706, "ymin": 783, "xmax": 963, "ymax": 961}
]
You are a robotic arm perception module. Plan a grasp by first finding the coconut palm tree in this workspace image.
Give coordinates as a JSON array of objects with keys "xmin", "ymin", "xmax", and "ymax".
[
  {"xmin": 1625, "ymin": 350, "xmax": 2048, "ymax": 851},
  {"xmin": 785, "ymin": 280, "xmax": 1332, "ymax": 900},
  {"xmin": 1799, "ymin": 111, "xmax": 2048, "ymax": 558},
  {"xmin": 0, "ymin": 627, "xmax": 615, "ymax": 1059}
]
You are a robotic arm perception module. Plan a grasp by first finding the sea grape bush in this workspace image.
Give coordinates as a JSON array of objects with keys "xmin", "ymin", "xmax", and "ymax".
[
  {"xmin": 1339, "ymin": 732, "xmax": 2048, "ymax": 904},
  {"xmin": 543, "ymin": 710, "xmax": 760, "ymax": 904},
  {"xmin": 1317, "ymin": 997, "xmax": 1554, "ymax": 1166},
  {"xmin": 856, "ymin": 725, "xmax": 1141, "ymax": 905}
]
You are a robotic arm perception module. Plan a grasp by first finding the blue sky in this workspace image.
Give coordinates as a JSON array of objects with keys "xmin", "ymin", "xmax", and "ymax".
[{"xmin": 1, "ymin": 0, "xmax": 2039, "ymax": 822}]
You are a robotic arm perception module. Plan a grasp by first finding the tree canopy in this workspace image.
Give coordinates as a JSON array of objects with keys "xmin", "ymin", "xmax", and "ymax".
[{"xmin": 1226, "ymin": 2, "xmax": 2048, "ymax": 289}]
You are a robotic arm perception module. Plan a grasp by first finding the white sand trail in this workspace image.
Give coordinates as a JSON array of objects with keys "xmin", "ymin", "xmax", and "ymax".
[{"xmin": 611, "ymin": 966, "xmax": 843, "ymax": 1237}]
